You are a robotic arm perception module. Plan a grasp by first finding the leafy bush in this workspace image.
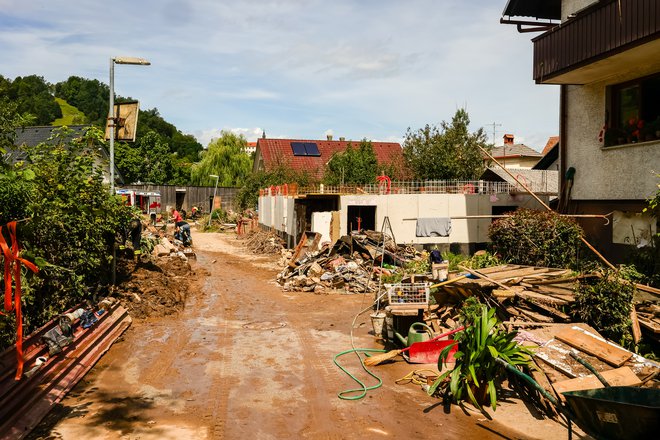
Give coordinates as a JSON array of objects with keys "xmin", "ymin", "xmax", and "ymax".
[
  {"xmin": 489, "ymin": 209, "xmax": 583, "ymax": 268},
  {"xmin": 463, "ymin": 251, "xmax": 503, "ymax": 269},
  {"xmin": 572, "ymin": 270, "xmax": 634, "ymax": 347},
  {"xmin": 235, "ymin": 165, "xmax": 316, "ymax": 210},
  {"xmin": 0, "ymin": 126, "xmax": 133, "ymax": 350},
  {"xmin": 441, "ymin": 251, "xmax": 467, "ymax": 272}
]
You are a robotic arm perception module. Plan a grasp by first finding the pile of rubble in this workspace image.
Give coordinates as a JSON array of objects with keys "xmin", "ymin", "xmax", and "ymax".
[
  {"xmin": 241, "ymin": 229, "xmax": 286, "ymax": 254},
  {"xmin": 277, "ymin": 231, "xmax": 424, "ymax": 293},
  {"xmin": 432, "ymin": 264, "xmax": 660, "ymax": 342}
]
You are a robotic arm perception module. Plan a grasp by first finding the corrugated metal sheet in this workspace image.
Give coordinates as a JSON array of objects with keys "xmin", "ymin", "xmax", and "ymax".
[{"xmin": 0, "ymin": 301, "xmax": 132, "ymax": 439}]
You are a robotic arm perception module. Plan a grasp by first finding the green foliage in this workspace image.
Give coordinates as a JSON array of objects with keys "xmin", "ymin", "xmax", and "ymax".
[
  {"xmin": 429, "ymin": 305, "xmax": 533, "ymax": 410},
  {"xmin": 1, "ymin": 75, "xmax": 62, "ymax": 125},
  {"xmin": 632, "ymin": 175, "xmax": 660, "ymax": 287},
  {"xmin": 573, "ymin": 270, "xmax": 635, "ymax": 347},
  {"xmin": 0, "ymin": 94, "xmax": 36, "ymax": 165},
  {"xmin": 324, "ymin": 139, "xmax": 378, "ymax": 185},
  {"xmin": 404, "ymin": 257, "xmax": 430, "ymax": 274},
  {"xmin": 52, "ymin": 97, "xmax": 86, "ymax": 126},
  {"xmin": 0, "ymin": 126, "xmax": 133, "ymax": 350},
  {"xmin": 403, "ymin": 109, "xmax": 489, "ymax": 180},
  {"xmin": 235, "ymin": 165, "xmax": 316, "ymax": 210},
  {"xmin": 54, "ymin": 77, "xmax": 203, "ymax": 163},
  {"xmin": 115, "ymin": 131, "xmax": 189, "ymax": 185},
  {"xmin": 458, "ymin": 296, "xmax": 482, "ymax": 325},
  {"xmin": 54, "ymin": 76, "xmax": 109, "ymax": 125},
  {"xmin": 190, "ymin": 131, "xmax": 251, "ymax": 186},
  {"xmin": 441, "ymin": 251, "xmax": 467, "ymax": 272},
  {"xmin": 463, "ymin": 251, "xmax": 503, "ymax": 270},
  {"xmin": 489, "ymin": 209, "xmax": 583, "ymax": 268},
  {"xmin": 137, "ymin": 108, "xmax": 203, "ymax": 162}
]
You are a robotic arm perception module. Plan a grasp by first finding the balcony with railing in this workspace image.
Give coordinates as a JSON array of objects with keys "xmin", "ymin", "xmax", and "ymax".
[{"xmin": 532, "ymin": 0, "xmax": 660, "ymax": 84}]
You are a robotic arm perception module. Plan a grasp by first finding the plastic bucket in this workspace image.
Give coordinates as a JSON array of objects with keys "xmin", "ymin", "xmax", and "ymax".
[{"xmin": 370, "ymin": 312, "xmax": 386, "ymax": 339}]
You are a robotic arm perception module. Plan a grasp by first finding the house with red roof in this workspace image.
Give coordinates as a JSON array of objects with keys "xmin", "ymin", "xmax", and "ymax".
[{"xmin": 252, "ymin": 135, "xmax": 404, "ymax": 180}]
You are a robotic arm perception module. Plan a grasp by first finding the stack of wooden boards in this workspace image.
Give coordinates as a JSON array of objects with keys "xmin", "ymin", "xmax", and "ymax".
[
  {"xmin": 434, "ymin": 265, "xmax": 578, "ymax": 323},
  {"xmin": 528, "ymin": 324, "xmax": 658, "ymax": 401}
]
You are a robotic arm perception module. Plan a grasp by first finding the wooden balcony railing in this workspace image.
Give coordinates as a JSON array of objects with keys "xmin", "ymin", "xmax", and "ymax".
[{"xmin": 532, "ymin": 0, "xmax": 660, "ymax": 83}]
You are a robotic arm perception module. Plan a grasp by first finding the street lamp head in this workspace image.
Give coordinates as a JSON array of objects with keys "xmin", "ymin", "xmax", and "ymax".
[{"xmin": 113, "ymin": 56, "xmax": 151, "ymax": 66}]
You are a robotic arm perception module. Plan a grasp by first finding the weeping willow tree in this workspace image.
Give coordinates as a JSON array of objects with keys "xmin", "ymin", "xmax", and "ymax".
[{"xmin": 190, "ymin": 131, "xmax": 251, "ymax": 186}]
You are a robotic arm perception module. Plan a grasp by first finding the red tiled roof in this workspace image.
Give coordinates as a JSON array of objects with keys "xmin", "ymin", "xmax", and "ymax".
[
  {"xmin": 542, "ymin": 136, "xmax": 559, "ymax": 155},
  {"xmin": 254, "ymin": 138, "xmax": 403, "ymax": 179}
]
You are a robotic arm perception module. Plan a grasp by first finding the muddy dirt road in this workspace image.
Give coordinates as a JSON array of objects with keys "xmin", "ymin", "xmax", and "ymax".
[{"xmin": 32, "ymin": 232, "xmax": 539, "ymax": 439}]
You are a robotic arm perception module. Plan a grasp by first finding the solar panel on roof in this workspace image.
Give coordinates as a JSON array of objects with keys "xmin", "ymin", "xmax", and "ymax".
[
  {"xmin": 304, "ymin": 142, "xmax": 320, "ymax": 156},
  {"xmin": 291, "ymin": 142, "xmax": 306, "ymax": 156}
]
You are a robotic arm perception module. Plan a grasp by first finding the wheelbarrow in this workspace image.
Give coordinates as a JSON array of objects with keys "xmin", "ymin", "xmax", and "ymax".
[{"xmin": 496, "ymin": 357, "xmax": 660, "ymax": 440}]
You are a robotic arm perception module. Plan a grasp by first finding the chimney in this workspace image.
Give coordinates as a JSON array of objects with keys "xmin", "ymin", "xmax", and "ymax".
[
  {"xmin": 503, "ymin": 134, "xmax": 514, "ymax": 145},
  {"xmin": 327, "ymin": 134, "xmax": 333, "ymax": 141},
  {"xmin": 262, "ymin": 130, "xmax": 266, "ymax": 139},
  {"xmin": 339, "ymin": 136, "xmax": 345, "ymax": 142}
]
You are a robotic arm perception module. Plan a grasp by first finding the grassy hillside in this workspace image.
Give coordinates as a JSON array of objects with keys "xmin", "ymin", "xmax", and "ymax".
[{"xmin": 52, "ymin": 97, "xmax": 86, "ymax": 125}]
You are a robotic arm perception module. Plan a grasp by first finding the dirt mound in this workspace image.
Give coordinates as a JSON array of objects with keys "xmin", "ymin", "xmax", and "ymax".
[{"xmin": 114, "ymin": 255, "xmax": 193, "ymax": 319}]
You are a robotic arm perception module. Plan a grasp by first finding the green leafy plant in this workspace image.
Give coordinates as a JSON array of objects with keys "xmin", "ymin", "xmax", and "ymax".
[
  {"xmin": 489, "ymin": 209, "xmax": 583, "ymax": 268},
  {"xmin": 428, "ymin": 305, "xmax": 533, "ymax": 410},
  {"xmin": 463, "ymin": 251, "xmax": 503, "ymax": 270},
  {"xmin": 572, "ymin": 270, "xmax": 635, "ymax": 347},
  {"xmin": 441, "ymin": 250, "xmax": 467, "ymax": 272}
]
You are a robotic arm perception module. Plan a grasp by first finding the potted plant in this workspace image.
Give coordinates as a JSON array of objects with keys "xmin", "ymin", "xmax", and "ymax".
[{"xmin": 428, "ymin": 304, "xmax": 534, "ymax": 410}]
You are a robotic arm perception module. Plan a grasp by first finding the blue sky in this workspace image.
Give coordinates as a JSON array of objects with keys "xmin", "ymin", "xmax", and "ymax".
[{"xmin": 0, "ymin": 0, "xmax": 559, "ymax": 150}]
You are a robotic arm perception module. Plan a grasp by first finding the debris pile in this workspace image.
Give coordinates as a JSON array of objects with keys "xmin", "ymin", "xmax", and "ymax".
[
  {"xmin": 435, "ymin": 265, "xmax": 576, "ymax": 324},
  {"xmin": 115, "ymin": 219, "xmax": 196, "ymax": 319},
  {"xmin": 278, "ymin": 232, "xmax": 425, "ymax": 293},
  {"xmin": 241, "ymin": 229, "xmax": 286, "ymax": 254}
]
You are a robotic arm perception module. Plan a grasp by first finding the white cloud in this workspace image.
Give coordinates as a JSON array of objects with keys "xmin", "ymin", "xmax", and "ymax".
[{"xmin": 0, "ymin": 0, "xmax": 559, "ymax": 151}]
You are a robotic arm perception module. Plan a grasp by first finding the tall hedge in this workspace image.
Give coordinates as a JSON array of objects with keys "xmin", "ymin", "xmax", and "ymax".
[{"xmin": 488, "ymin": 209, "xmax": 583, "ymax": 268}]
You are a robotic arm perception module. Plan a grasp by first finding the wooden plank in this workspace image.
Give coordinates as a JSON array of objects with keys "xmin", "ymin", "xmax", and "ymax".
[
  {"xmin": 527, "ymin": 276, "xmax": 579, "ymax": 286},
  {"xmin": 515, "ymin": 290, "xmax": 569, "ymax": 306},
  {"xmin": 552, "ymin": 367, "xmax": 640, "ymax": 396},
  {"xmin": 631, "ymin": 308, "xmax": 642, "ymax": 344},
  {"xmin": 516, "ymin": 294, "xmax": 571, "ymax": 321},
  {"xmin": 487, "ymin": 267, "xmax": 551, "ymax": 280},
  {"xmin": 530, "ymin": 285, "xmax": 576, "ymax": 297},
  {"xmin": 555, "ymin": 327, "xmax": 633, "ymax": 367},
  {"xmin": 516, "ymin": 307, "xmax": 555, "ymax": 323},
  {"xmin": 475, "ymin": 264, "xmax": 517, "ymax": 275},
  {"xmin": 288, "ymin": 233, "xmax": 307, "ymax": 268}
]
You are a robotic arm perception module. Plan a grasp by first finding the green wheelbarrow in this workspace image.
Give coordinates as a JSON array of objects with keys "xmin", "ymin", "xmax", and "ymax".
[{"xmin": 496, "ymin": 357, "xmax": 660, "ymax": 440}]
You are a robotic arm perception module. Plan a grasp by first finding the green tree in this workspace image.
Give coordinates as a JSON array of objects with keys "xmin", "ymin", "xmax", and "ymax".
[
  {"xmin": 115, "ymin": 130, "xmax": 178, "ymax": 184},
  {"xmin": 0, "ymin": 87, "xmax": 35, "ymax": 167},
  {"xmin": 137, "ymin": 108, "xmax": 203, "ymax": 162},
  {"xmin": 235, "ymin": 165, "xmax": 315, "ymax": 210},
  {"xmin": 403, "ymin": 109, "xmax": 488, "ymax": 180},
  {"xmin": 324, "ymin": 139, "xmax": 379, "ymax": 185},
  {"xmin": 190, "ymin": 131, "xmax": 251, "ymax": 186},
  {"xmin": 54, "ymin": 76, "xmax": 109, "ymax": 125},
  {"xmin": 0, "ymin": 75, "xmax": 61, "ymax": 125}
]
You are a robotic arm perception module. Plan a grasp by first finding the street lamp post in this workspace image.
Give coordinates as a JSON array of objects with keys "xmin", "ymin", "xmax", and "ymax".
[
  {"xmin": 209, "ymin": 174, "xmax": 219, "ymax": 227},
  {"xmin": 108, "ymin": 56, "xmax": 150, "ymax": 194}
]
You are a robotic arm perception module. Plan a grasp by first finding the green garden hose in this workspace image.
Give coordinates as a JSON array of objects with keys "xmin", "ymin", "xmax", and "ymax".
[{"xmin": 333, "ymin": 348, "xmax": 387, "ymax": 400}]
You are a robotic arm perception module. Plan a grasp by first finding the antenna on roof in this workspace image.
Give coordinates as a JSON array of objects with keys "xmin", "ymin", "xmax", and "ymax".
[{"xmin": 486, "ymin": 122, "xmax": 502, "ymax": 146}]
